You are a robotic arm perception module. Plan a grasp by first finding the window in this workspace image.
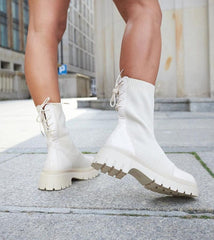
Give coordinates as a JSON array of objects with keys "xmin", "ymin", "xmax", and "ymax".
[
  {"xmin": 12, "ymin": 0, "xmax": 20, "ymax": 51},
  {"xmin": 78, "ymin": 14, "xmax": 81, "ymax": 29},
  {"xmin": 0, "ymin": 0, "xmax": 8, "ymax": 47},
  {"xmin": 91, "ymin": 13, "xmax": 93, "ymax": 25},
  {"xmin": 74, "ymin": 28, "xmax": 77, "ymax": 44},
  {"xmin": 69, "ymin": 44, "xmax": 74, "ymax": 65},
  {"xmin": 1, "ymin": 61, "xmax": 10, "ymax": 69},
  {"xmin": 0, "ymin": 15, "xmax": 8, "ymax": 47},
  {"xmin": 80, "ymin": 49, "xmax": 83, "ymax": 68},
  {"xmin": 87, "ymin": 23, "xmax": 89, "ymax": 35},
  {"xmin": 23, "ymin": 0, "xmax": 29, "ymax": 49},
  {"xmin": 86, "ymin": 53, "xmax": 89, "ymax": 70},
  {"xmin": 13, "ymin": 24, "xmax": 19, "ymax": 50},
  {"xmin": 83, "ymin": 4, "xmax": 86, "ymax": 18},
  {"xmin": 68, "ymin": 24, "xmax": 73, "ymax": 41},
  {"xmin": 92, "ymin": 57, "xmax": 95, "ymax": 72},
  {"xmin": 13, "ymin": 63, "xmax": 22, "ymax": 71},
  {"xmin": 0, "ymin": 0, "xmax": 7, "ymax": 12},
  {"xmin": 83, "ymin": 36, "xmax": 86, "ymax": 50},
  {"xmin": 83, "ymin": 51, "xmax": 86, "ymax": 69},
  {"xmin": 12, "ymin": 0, "xmax": 19, "ymax": 19}
]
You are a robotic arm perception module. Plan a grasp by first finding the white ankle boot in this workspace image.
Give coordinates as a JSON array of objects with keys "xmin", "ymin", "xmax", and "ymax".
[
  {"xmin": 92, "ymin": 76, "xmax": 198, "ymax": 197},
  {"xmin": 36, "ymin": 98, "xmax": 98, "ymax": 191}
]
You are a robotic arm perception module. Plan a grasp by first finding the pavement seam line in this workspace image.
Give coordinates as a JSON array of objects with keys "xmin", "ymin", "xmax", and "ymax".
[
  {"xmin": 167, "ymin": 151, "xmax": 214, "ymax": 178},
  {"xmin": 0, "ymin": 153, "xmax": 23, "ymax": 165},
  {"xmin": 191, "ymin": 152, "xmax": 214, "ymax": 178},
  {"xmin": 0, "ymin": 206, "xmax": 214, "ymax": 219}
]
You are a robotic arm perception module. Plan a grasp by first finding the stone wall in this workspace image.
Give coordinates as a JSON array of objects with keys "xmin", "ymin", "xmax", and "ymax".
[
  {"xmin": 94, "ymin": 0, "xmax": 214, "ymax": 99},
  {"xmin": 0, "ymin": 71, "xmax": 30, "ymax": 100},
  {"xmin": 0, "ymin": 47, "xmax": 30, "ymax": 100},
  {"xmin": 59, "ymin": 74, "xmax": 91, "ymax": 98}
]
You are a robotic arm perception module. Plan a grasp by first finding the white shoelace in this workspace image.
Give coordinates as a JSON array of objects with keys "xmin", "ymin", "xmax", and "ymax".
[
  {"xmin": 36, "ymin": 97, "xmax": 51, "ymax": 136},
  {"xmin": 110, "ymin": 69, "xmax": 125, "ymax": 111}
]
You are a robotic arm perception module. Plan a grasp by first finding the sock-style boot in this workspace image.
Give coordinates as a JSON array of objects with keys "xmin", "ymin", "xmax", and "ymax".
[
  {"xmin": 36, "ymin": 97, "xmax": 98, "ymax": 191},
  {"xmin": 92, "ymin": 76, "xmax": 198, "ymax": 197}
]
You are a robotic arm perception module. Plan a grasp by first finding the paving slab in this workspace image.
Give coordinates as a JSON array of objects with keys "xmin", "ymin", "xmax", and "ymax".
[
  {"xmin": 0, "ymin": 99, "xmax": 88, "ymax": 152},
  {"xmin": 0, "ymin": 212, "xmax": 213, "ymax": 240},
  {"xmin": 0, "ymin": 153, "xmax": 20, "ymax": 164},
  {"xmin": 1, "ymin": 105, "xmax": 214, "ymax": 153},
  {"xmin": 197, "ymin": 152, "xmax": 214, "ymax": 174},
  {"xmin": 1, "ymin": 100, "xmax": 214, "ymax": 239},
  {"xmin": 0, "ymin": 153, "xmax": 213, "ymax": 212}
]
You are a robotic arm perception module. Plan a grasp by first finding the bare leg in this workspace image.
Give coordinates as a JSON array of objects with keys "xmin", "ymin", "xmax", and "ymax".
[
  {"xmin": 113, "ymin": 0, "xmax": 162, "ymax": 85},
  {"xmin": 24, "ymin": 0, "xmax": 70, "ymax": 105}
]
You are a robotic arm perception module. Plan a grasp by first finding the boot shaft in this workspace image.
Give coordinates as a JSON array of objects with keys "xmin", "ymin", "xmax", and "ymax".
[
  {"xmin": 36, "ymin": 102, "xmax": 69, "ymax": 141},
  {"xmin": 112, "ymin": 76, "xmax": 155, "ymax": 131}
]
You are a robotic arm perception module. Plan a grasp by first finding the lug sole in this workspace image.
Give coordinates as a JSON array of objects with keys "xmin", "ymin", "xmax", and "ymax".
[
  {"xmin": 38, "ymin": 168, "xmax": 98, "ymax": 191},
  {"xmin": 92, "ymin": 147, "xmax": 198, "ymax": 197}
]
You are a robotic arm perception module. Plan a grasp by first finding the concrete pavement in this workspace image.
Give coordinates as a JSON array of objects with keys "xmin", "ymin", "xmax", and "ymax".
[{"xmin": 0, "ymin": 99, "xmax": 214, "ymax": 240}]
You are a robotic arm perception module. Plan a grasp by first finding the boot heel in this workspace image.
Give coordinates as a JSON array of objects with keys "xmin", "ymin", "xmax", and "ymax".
[
  {"xmin": 38, "ymin": 171, "xmax": 72, "ymax": 191},
  {"xmin": 92, "ymin": 147, "xmax": 133, "ymax": 179},
  {"xmin": 92, "ymin": 162, "xmax": 127, "ymax": 179}
]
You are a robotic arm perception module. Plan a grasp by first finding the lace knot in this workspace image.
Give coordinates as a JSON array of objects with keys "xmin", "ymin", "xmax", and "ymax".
[
  {"xmin": 36, "ymin": 97, "xmax": 50, "ymax": 136},
  {"xmin": 110, "ymin": 69, "xmax": 124, "ymax": 109}
]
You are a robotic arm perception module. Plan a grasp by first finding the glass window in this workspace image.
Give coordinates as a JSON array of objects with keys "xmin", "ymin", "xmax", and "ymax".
[
  {"xmin": 23, "ymin": 0, "xmax": 29, "ymax": 49},
  {"xmin": 84, "ymin": 52, "xmax": 87, "ymax": 69},
  {"xmin": 83, "ymin": 5, "xmax": 86, "ymax": 18},
  {"xmin": 87, "ymin": 23, "xmax": 89, "ymax": 35},
  {"xmin": 69, "ymin": 44, "xmax": 73, "ymax": 65},
  {"xmin": 0, "ymin": 21, "xmax": 8, "ymax": 47},
  {"xmin": 74, "ymin": 0, "xmax": 77, "ymax": 9},
  {"xmin": 76, "ymin": 47, "xmax": 79, "ymax": 67},
  {"xmin": 80, "ymin": 49, "xmax": 83, "ymax": 68},
  {"xmin": 83, "ymin": 36, "xmax": 86, "ymax": 50},
  {"xmin": 0, "ymin": 0, "xmax": 8, "ymax": 47},
  {"xmin": 74, "ymin": 28, "xmax": 77, "ymax": 44},
  {"xmin": 91, "ymin": 13, "xmax": 93, "ymax": 25},
  {"xmin": 12, "ymin": 0, "xmax": 20, "ymax": 50},
  {"xmin": 23, "ymin": 0, "xmax": 29, "ymax": 25},
  {"xmin": 0, "ymin": 0, "xmax": 7, "ymax": 13},
  {"xmin": 12, "ymin": 0, "xmax": 19, "ymax": 20},
  {"xmin": 13, "ymin": 27, "xmax": 19, "ymax": 50},
  {"xmin": 78, "ymin": 14, "xmax": 81, "ymax": 29}
]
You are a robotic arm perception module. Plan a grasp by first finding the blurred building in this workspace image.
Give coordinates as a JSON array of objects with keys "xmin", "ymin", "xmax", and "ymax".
[
  {"xmin": 59, "ymin": 0, "xmax": 95, "ymax": 77},
  {"xmin": 0, "ymin": 0, "xmax": 30, "ymax": 99},
  {"xmin": 79, "ymin": 0, "xmax": 214, "ymax": 111},
  {"xmin": 58, "ymin": 0, "xmax": 96, "ymax": 98},
  {"xmin": 0, "ymin": 0, "xmax": 95, "ymax": 100}
]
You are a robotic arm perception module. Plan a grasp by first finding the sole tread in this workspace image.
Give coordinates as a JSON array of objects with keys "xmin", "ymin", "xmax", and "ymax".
[{"xmin": 92, "ymin": 162, "xmax": 196, "ymax": 197}]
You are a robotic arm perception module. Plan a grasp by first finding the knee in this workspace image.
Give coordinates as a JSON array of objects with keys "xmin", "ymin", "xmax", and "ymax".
[
  {"xmin": 29, "ymin": 16, "xmax": 67, "ymax": 43},
  {"xmin": 125, "ymin": 0, "xmax": 162, "ymax": 25}
]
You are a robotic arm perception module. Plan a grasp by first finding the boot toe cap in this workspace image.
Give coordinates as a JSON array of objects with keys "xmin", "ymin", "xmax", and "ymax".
[{"xmin": 173, "ymin": 167, "xmax": 199, "ymax": 195}]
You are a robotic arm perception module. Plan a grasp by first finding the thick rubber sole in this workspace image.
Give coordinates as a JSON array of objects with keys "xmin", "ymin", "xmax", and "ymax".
[
  {"xmin": 92, "ymin": 147, "xmax": 198, "ymax": 197},
  {"xmin": 38, "ymin": 167, "xmax": 98, "ymax": 191}
]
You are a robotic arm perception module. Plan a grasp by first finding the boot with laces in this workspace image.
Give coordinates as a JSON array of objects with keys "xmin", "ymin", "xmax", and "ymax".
[
  {"xmin": 92, "ymin": 74, "xmax": 198, "ymax": 197},
  {"xmin": 36, "ymin": 97, "xmax": 98, "ymax": 191}
]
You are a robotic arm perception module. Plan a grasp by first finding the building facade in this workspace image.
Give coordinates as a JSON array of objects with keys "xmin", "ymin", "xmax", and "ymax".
[
  {"xmin": 59, "ymin": 0, "xmax": 95, "ymax": 77},
  {"xmin": 90, "ymin": 0, "xmax": 214, "ymax": 110},
  {"xmin": 58, "ymin": 0, "xmax": 95, "ymax": 98},
  {"xmin": 0, "ymin": 0, "xmax": 95, "ymax": 100},
  {"xmin": 0, "ymin": 0, "xmax": 29, "ymax": 99}
]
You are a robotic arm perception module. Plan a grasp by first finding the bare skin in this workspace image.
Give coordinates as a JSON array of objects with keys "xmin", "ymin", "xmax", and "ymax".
[
  {"xmin": 25, "ymin": 0, "xmax": 162, "ymax": 106},
  {"xmin": 24, "ymin": 0, "xmax": 70, "ymax": 105},
  {"xmin": 113, "ymin": 0, "xmax": 162, "ymax": 85}
]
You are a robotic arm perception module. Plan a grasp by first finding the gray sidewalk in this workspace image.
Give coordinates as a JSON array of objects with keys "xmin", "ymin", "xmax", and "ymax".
[{"xmin": 0, "ymin": 99, "xmax": 214, "ymax": 240}]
